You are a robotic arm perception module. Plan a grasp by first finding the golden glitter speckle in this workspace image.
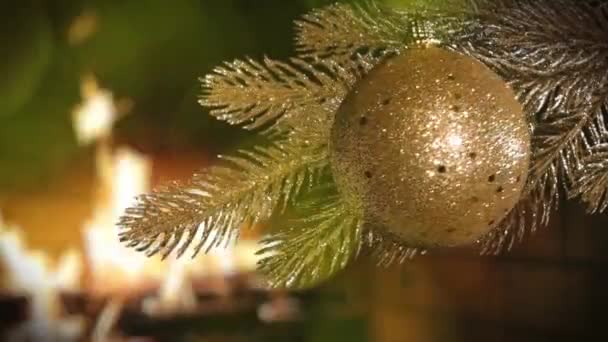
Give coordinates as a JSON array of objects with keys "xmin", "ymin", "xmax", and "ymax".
[{"xmin": 330, "ymin": 46, "xmax": 531, "ymax": 248}]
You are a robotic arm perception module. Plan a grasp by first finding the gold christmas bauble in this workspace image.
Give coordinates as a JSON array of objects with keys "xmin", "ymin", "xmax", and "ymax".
[{"xmin": 330, "ymin": 46, "xmax": 531, "ymax": 248}]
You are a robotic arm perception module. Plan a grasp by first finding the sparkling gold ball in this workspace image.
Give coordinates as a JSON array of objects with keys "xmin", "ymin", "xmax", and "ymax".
[{"xmin": 330, "ymin": 46, "xmax": 531, "ymax": 248}]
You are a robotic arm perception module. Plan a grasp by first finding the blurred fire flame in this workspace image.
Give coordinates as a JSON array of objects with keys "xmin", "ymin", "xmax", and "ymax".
[
  {"xmin": 0, "ymin": 220, "xmax": 81, "ymax": 320},
  {"xmin": 76, "ymin": 77, "xmax": 260, "ymax": 300},
  {"xmin": 0, "ymin": 76, "xmax": 261, "ymax": 338},
  {"xmin": 0, "ymin": 218, "xmax": 84, "ymax": 339},
  {"xmin": 83, "ymin": 146, "xmax": 163, "ymax": 295}
]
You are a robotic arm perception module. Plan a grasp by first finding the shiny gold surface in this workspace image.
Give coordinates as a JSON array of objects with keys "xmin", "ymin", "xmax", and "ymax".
[{"xmin": 330, "ymin": 46, "xmax": 530, "ymax": 248}]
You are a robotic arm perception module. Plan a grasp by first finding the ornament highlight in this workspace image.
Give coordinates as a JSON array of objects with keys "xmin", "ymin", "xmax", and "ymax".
[{"xmin": 330, "ymin": 46, "xmax": 531, "ymax": 248}]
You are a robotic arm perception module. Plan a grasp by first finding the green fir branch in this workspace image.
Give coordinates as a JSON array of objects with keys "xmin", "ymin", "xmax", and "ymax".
[
  {"xmin": 200, "ymin": 54, "xmax": 380, "ymax": 138},
  {"xmin": 256, "ymin": 183, "xmax": 364, "ymax": 289},
  {"xmin": 118, "ymin": 138, "xmax": 328, "ymax": 259}
]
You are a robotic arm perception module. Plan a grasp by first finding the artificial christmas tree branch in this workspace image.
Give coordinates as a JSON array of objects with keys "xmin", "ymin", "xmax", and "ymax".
[{"xmin": 118, "ymin": 0, "xmax": 608, "ymax": 288}]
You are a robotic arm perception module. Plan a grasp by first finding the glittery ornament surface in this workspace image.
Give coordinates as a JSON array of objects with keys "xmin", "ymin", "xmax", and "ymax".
[{"xmin": 330, "ymin": 46, "xmax": 531, "ymax": 248}]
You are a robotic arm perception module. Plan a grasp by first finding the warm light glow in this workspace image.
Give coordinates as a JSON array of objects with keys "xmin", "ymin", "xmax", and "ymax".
[
  {"xmin": 143, "ymin": 258, "xmax": 197, "ymax": 315},
  {"xmin": 54, "ymin": 249, "xmax": 83, "ymax": 292},
  {"xmin": 0, "ymin": 219, "xmax": 83, "ymax": 323},
  {"xmin": 70, "ymin": 74, "xmax": 263, "ymax": 299},
  {"xmin": 67, "ymin": 10, "xmax": 98, "ymax": 45},
  {"xmin": 447, "ymin": 134, "xmax": 463, "ymax": 147},
  {"xmin": 81, "ymin": 137, "xmax": 261, "ymax": 298},
  {"xmin": 83, "ymin": 147, "xmax": 162, "ymax": 294},
  {"xmin": 72, "ymin": 76, "xmax": 117, "ymax": 145}
]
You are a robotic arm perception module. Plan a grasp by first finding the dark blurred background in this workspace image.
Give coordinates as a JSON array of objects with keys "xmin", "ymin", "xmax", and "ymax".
[{"xmin": 0, "ymin": 1, "xmax": 607, "ymax": 341}]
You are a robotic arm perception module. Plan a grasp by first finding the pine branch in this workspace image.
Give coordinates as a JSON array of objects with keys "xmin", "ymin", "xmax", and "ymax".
[
  {"xmin": 528, "ymin": 110, "xmax": 588, "ymax": 183},
  {"xmin": 200, "ymin": 54, "xmax": 380, "ymax": 137},
  {"xmin": 454, "ymin": 0, "xmax": 608, "ymax": 121},
  {"xmin": 363, "ymin": 229, "xmax": 422, "ymax": 267},
  {"xmin": 570, "ymin": 108, "xmax": 608, "ymax": 213},
  {"xmin": 118, "ymin": 138, "xmax": 328, "ymax": 259},
  {"xmin": 256, "ymin": 184, "xmax": 363, "ymax": 289},
  {"xmin": 480, "ymin": 167, "xmax": 560, "ymax": 255},
  {"xmin": 294, "ymin": 2, "xmax": 444, "ymax": 61},
  {"xmin": 453, "ymin": 0, "xmax": 608, "ymax": 173},
  {"xmin": 572, "ymin": 144, "xmax": 608, "ymax": 213}
]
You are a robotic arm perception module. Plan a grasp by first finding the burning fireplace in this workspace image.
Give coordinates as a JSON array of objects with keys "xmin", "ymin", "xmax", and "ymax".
[{"xmin": 0, "ymin": 77, "xmax": 304, "ymax": 341}]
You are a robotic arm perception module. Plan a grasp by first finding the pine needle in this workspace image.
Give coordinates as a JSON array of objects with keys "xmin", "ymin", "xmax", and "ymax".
[
  {"xmin": 200, "ymin": 54, "xmax": 380, "ymax": 137},
  {"xmin": 295, "ymin": 2, "xmax": 440, "ymax": 61},
  {"xmin": 118, "ymin": 138, "xmax": 328, "ymax": 259},
  {"xmin": 570, "ymin": 107, "xmax": 608, "ymax": 213},
  {"xmin": 364, "ymin": 229, "xmax": 422, "ymax": 267},
  {"xmin": 256, "ymin": 183, "xmax": 363, "ymax": 289}
]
